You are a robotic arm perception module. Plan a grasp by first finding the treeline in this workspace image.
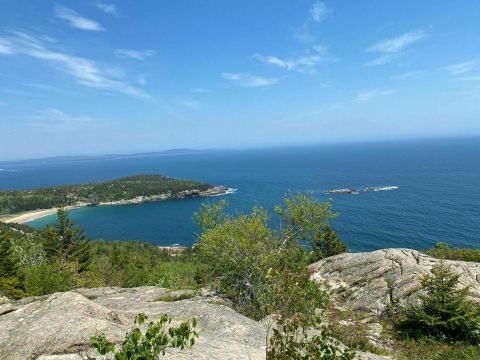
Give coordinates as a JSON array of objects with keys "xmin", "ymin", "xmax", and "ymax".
[
  {"xmin": 424, "ymin": 242, "xmax": 480, "ymax": 263},
  {"xmin": 0, "ymin": 174, "xmax": 213, "ymax": 214},
  {"xmin": 0, "ymin": 210, "xmax": 198, "ymax": 298}
]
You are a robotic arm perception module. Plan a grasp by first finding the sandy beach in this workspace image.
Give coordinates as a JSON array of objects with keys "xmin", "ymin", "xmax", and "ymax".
[
  {"xmin": 0, "ymin": 206, "xmax": 81, "ymax": 224},
  {"xmin": 0, "ymin": 186, "xmax": 230, "ymax": 225}
]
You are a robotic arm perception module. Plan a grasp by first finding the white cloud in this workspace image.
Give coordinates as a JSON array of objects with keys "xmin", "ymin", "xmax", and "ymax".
[
  {"xmin": 366, "ymin": 30, "xmax": 426, "ymax": 66},
  {"xmin": 294, "ymin": 23, "xmax": 315, "ymax": 43},
  {"xmin": 178, "ymin": 100, "xmax": 201, "ymax": 109},
  {"xmin": 368, "ymin": 30, "xmax": 426, "ymax": 53},
  {"xmin": 96, "ymin": 2, "xmax": 118, "ymax": 16},
  {"xmin": 191, "ymin": 88, "xmax": 210, "ymax": 93},
  {"xmin": 222, "ymin": 72, "xmax": 278, "ymax": 88},
  {"xmin": 0, "ymin": 32, "xmax": 149, "ymax": 99},
  {"xmin": 354, "ymin": 89, "xmax": 394, "ymax": 104},
  {"xmin": 294, "ymin": 2, "xmax": 330, "ymax": 43},
  {"xmin": 446, "ymin": 61, "xmax": 476, "ymax": 75},
  {"xmin": 115, "ymin": 49, "xmax": 155, "ymax": 61},
  {"xmin": 310, "ymin": 2, "xmax": 328, "ymax": 23},
  {"xmin": 30, "ymin": 108, "xmax": 97, "ymax": 132},
  {"xmin": 0, "ymin": 39, "xmax": 14, "ymax": 55},
  {"xmin": 253, "ymin": 44, "xmax": 330, "ymax": 73},
  {"xmin": 55, "ymin": 5, "xmax": 105, "ymax": 31},
  {"xmin": 394, "ymin": 70, "xmax": 425, "ymax": 80}
]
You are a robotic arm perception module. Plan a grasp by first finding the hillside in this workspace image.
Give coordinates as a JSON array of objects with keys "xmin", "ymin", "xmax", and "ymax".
[
  {"xmin": 3, "ymin": 248, "xmax": 478, "ymax": 359},
  {"xmin": 0, "ymin": 175, "xmax": 225, "ymax": 215}
]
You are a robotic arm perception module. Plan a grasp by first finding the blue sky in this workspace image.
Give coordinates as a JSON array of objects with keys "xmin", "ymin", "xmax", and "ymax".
[{"xmin": 1, "ymin": 1, "xmax": 479, "ymax": 160}]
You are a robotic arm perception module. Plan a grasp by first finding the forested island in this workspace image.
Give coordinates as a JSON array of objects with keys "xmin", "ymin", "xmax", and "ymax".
[{"xmin": 0, "ymin": 175, "xmax": 226, "ymax": 216}]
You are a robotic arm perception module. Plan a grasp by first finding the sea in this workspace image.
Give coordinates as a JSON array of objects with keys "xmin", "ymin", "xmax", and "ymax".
[{"xmin": 1, "ymin": 137, "xmax": 479, "ymax": 252}]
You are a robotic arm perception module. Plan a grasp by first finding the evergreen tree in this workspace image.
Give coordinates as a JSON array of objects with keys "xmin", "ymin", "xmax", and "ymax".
[
  {"xmin": 399, "ymin": 261, "xmax": 480, "ymax": 344},
  {"xmin": 0, "ymin": 230, "xmax": 24, "ymax": 298},
  {"xmin": 310, "ymin": 224, "xmax": 347, "ymax": 262},
  {"xmin": 43, "ymin": 208, "xmax": 90, "ymax": 272}
]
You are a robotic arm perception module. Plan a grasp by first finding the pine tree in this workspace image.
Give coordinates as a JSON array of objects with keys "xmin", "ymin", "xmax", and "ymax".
[
  {"xmin": 310, "ymin": 224, "xmax": 347, "ymax": 262},
  {"xmin": 0, "ymin": 230, "xmax": 24, "ymax": 298},
  {"xmin": 399, "ymin": 261, "xmax": 480, "ymax": 344},
  {"xmin": 43, "ymin": 208, "xmax": 90, "ymax": 272}
]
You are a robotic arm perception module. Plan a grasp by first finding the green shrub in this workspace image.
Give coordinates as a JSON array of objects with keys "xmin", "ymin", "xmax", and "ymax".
[
  {"xmin": 267, "ymin": 315, "xmax": 355, "ymax": 360},
  {"xmin": 398, "ymin": 338, "xmax": 480, "ymax": 360},
  {"xmin": 424, "ymin": 242, "xmax": 480, "ymax": 263},
  {"xmin": 397, "ymin": 261, "xmax": 480, "ymax": 344},
  {"xmin": 86, "ymin": 313, "xmax": 198, "ymax": 359},
  {"xmin": 155, "ymin": 292, "xmax": 196, "ymax": 302},
  {"xmin": 22, "ymin": 261, "xmax": 73, "ymax": 295},
  {"xmin": 194, "ymin": 197, "xmax": 328, "ymax": 320}
]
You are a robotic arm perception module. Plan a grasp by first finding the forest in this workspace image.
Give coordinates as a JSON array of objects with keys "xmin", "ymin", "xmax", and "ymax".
[{"xmin": 0, "ymin": 175, "xmax": 214, "ymax": 214}]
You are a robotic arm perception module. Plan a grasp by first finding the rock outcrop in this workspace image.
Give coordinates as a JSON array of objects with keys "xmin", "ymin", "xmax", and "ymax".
[
  {"xmin": 8, "ymin": 248, "xmax": 470, "ymax": 359},
  {"xmin": 0, "ymin": 287, "xmax": 266, "ymax": 360},
  {"xmin": 309, "ymin": 248, "xmax": 480, "ymax": 313},
  {"xmin": 0, "ymin": 286, "xmax": 389, "ymax": 360}
]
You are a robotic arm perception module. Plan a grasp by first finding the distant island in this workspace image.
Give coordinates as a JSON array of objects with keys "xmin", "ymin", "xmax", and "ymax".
[
  {"xmin": 0, "ymin": 148, "xmax": 229, "ymax": 166},
  {"xmin": 0, "ymin": 175, "xmax": 228, "ymax": 223}
]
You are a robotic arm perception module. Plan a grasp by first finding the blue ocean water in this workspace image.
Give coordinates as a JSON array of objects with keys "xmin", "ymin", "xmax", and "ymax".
[{"xmin": 1, "ymin": 138, "xmax": 479, "ymax": 252}]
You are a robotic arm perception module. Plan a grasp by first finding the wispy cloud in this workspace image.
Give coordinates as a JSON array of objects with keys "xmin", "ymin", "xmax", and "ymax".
[
  {"xmin": 294, "ymin": 1, "xmax": 330, "ymax": 43},
  {"xmin": 310, "ymin": 1, "xmax": 329, "ymax": 23},
  {"xmin": 55, "ymin": 5, "xmax": 105, "ymax": 31},
  {"xmin": 191, "ymin": 88, "xmax": 210, "ymax": 93},
  {"xmin": 95, "ymin": 2, "xmax": 118, "ymax": 16},
  {"xmin": 253, "ymin": 44, "xmax": 331, "ymax": 73},
  {"xmin": 222, "ymin": 72, "xmax": 278, "ymax": 88},
  {"xmin": 305, "ymin": 88, "xmax": 394, "ymax": 116},
  {"xmin": 178, "ymin": 100, "xmax": 201, "ymax": 109},
  {"xmin": 0, "ymin": 39, "xmax": 14, "ymax": 55},
  {"xmin": 366, "ymin": 30, "xmax": 426, "ymax": 66},
  {"xmin": 354, "ymin": 89, "xmax": 394, "ymax": 104},
  {"xmin": 394, "ymin": 70, "xmax": 425, "ymax": 80},
  {"xmin": 0, "ymin": 32, "xmax": 149, "ymax": 99},
  {"xmin": 446, "ymin": 61, "xmax": 476, "ymax": 75},
  {"xmin": 30, "ymin": 108, "xmax": 97, "ymax": 132},
  {"xmin": 115, "ymin": 49, "xmax": 155, "ymax": 61}
]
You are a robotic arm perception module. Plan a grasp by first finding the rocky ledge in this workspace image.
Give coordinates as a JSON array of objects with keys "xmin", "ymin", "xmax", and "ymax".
[
  {"xmin": 0, "ymin": 287, "xmax": 265, "ymax": 360},
  {"xmin": 309, "ymin": 248, "xmax": 480, "ymax": 314},
  {"xmin": 0, "ymin": 286, "xmax": 388, "ymax": 360}
]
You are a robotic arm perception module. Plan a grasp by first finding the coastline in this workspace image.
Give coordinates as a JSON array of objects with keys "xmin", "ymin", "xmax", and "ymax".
[
  {"xmin": 0, "ymin": 205, "xmax": 85, "ymax": 224},
  {"xmin": 1, "ymin": 186, "xmax": 229, "ymax": 225}
]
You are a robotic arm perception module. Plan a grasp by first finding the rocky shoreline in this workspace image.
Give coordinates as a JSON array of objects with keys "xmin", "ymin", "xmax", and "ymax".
[
  {"xmin": 96, "ymin": 185, "xmax": 229, "ymax": 206},
  {"xmin": 2, "ymin": 186, "xmax": 229, "ymax": 224}
]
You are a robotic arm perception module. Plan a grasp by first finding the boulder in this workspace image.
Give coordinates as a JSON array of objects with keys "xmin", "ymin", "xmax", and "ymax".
[{"xmin": 309, "ymin": 248, "xmax": 480, "ymax": 314}]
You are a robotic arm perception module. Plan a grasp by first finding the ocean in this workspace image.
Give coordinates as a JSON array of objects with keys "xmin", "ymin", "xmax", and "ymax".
[{"xmin": 1, "ymin": 137, "xmax": 479, "ymax": 252}]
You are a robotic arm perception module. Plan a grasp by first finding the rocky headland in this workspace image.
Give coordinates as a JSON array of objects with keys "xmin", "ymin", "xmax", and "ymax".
[{"xmin": 2, "ymin": 186, "xmax": 229, "ymax": 224}]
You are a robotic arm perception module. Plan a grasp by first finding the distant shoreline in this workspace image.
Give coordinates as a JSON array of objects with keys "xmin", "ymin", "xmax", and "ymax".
[{"xmin": 1, "ymin": 186, "xmax": 230, "ymax": 224}]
